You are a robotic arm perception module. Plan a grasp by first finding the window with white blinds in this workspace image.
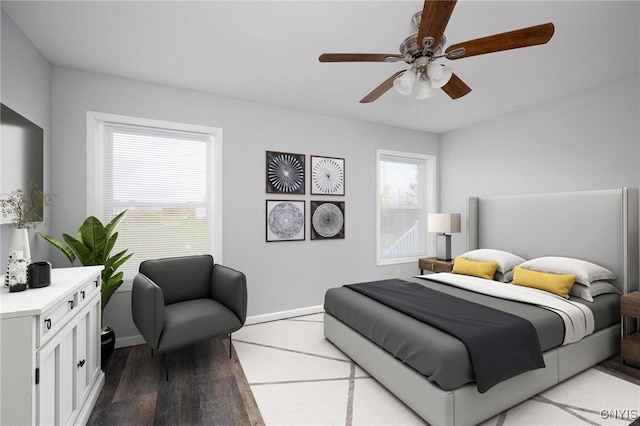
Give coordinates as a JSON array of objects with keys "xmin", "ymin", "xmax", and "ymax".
[
  {"xmin": 86, "ymin": 112, "xmax": 223, "ymax": 281},
  {"xmin": 376, "ymin": 149, "xmax": 435, "ymax": 265}
]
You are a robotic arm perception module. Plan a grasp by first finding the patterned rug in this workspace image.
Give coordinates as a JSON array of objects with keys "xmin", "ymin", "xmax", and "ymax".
[{"xmin": 234, "ymin": 313, "xmax": 640, "ymax": 426}]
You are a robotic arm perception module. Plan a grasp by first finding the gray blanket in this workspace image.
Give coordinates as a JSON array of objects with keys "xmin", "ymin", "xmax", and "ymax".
[{"xmin": 344, "ymin": 279, "xmax": 545, "ymax": 393}]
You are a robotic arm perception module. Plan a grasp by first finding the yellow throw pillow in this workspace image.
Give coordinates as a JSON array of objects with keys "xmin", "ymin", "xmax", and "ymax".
[
  {"xmin": 512, "ymin": 266, "xmax": 576, "ymax": 298},
  {"xmin": 452, "ymin": 257, "xmax": 498, "ymax": 280}
]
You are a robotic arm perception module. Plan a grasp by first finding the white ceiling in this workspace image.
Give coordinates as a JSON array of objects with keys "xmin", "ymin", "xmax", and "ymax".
[{"xmin": 3, "ymin": 1, "xmax": 639, "ymax": 134}]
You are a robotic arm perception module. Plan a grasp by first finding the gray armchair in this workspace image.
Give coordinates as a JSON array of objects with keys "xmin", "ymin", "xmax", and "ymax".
[{"xmin": 131, "ymin": 255, "xmax": 247, "ymax": 359}]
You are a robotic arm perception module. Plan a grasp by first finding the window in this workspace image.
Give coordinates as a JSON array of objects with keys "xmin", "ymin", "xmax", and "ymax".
[
  {"xmin": 376, "ymin": 149, "xmax": 435, "ymax": 265},
  {"xmin": 87, "ymin": 112, "xmax": 223, "ymax": 282}
]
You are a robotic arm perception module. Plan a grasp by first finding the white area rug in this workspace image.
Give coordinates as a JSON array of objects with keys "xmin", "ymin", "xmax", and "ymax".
[{"xmin": 234, "ymin": 313, "xmax": 640, "ymax": 426}]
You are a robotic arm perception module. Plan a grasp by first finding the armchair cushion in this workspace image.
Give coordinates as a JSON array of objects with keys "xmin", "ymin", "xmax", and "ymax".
[{"xmin": 159, "ymin": 298, "xmax": 243, "ymax": 352}]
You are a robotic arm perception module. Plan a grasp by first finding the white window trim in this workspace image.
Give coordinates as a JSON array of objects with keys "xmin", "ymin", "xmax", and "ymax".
[
  {"xmin": 376, "ymin": 149, "xmax": 436, "ymax": 266},
  {"xmin": 86, "ymin": 111, "xmax": 223, "ymax": 289}
]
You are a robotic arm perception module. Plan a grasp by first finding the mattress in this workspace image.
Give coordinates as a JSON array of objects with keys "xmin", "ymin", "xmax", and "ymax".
[{"xmin": 323, "ymin": 276, "xmax": 620, "ymax": 391}]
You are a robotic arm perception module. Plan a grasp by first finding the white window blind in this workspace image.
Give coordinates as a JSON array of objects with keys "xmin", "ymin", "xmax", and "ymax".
[
  {"xmin": 376, "ymin": 149, "xmax": 435, "ymax": 265},
  {"xmin": 87, "ymin": 112, "xmax": 222, "ymax": 281}
]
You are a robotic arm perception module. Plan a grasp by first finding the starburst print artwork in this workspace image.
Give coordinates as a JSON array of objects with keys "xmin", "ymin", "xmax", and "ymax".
[
  {"xmin": 311, "ymin": 156, "xmax": 344, "ymax": 195},
  {"xmin": 266, "ymin": 151, "xmax": 305, "ymax": 194}
]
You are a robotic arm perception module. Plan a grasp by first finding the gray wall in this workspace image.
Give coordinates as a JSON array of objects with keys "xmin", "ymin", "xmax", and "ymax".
[
  {"xmin": 50, "ymin": 67, "xmax": 440, "ymax": 344},
  {"xmin": 0, "ymin": 10, "xmax": 51, "ymax": 270},
  {"xmin": 440, "ymin": 75, "xmax": 640, "ymax": 256}
]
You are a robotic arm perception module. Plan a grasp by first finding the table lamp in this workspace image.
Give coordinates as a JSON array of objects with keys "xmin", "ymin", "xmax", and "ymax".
[{"xmin": 428, "ymin": 213, "xmax": 461, "ymax": 260}]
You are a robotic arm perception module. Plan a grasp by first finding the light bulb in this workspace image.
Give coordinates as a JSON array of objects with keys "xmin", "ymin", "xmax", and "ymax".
[
  {"xmin": 427, "ymin": 64, "xmax": 453, "ymax": 88},
  {"xmin": 416, "ymin": 76, "xmax": 436, "ymax": 99},
  {"xmin": 393, "ymin": 69, "xmax": 417, "ymax": 96}
]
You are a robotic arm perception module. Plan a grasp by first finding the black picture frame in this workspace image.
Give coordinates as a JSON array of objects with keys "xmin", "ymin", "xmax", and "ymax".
[
  {"xmin": 310, "ymin": 201, "xmax": 345, "ymax": 240},
  {"xmin": 266, "ymin": 151, "xmax": 305, "ymax": 194}
]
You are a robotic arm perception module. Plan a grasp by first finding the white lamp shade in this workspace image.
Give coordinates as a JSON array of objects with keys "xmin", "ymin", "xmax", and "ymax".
[
  {"xmin": 416, "ymin": 77, "xmax": 436, "ymax": 99},
  {"xmin": 428, "ymin": 213, "xmax": 461, "ymax": 234},
  {"xmin": 427, "ymin": 64, "xmax": 453, "ymax": 89},
  {"xmin": 393, "ymin": 69, "xmax": 417, "ymax": 95}
]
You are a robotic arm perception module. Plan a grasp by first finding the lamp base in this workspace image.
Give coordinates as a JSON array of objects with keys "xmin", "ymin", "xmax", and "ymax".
[{"xmin": 436, "ymin": 234, "xmax": 452, "ymax": 261}]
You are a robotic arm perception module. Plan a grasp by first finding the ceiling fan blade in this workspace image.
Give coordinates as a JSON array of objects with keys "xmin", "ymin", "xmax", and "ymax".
[
  {"xmin": 319, "ymin": 53, "xmax": 403, "ymax": 63},
  {"xmin": 417, "ymin": 0, "xmax": 457, "ymax": 51},
  {"xmin": 441, "ymin": 73, "xmax": 471, "ymax": 99},
  {"xmin": 360, "ymin": 70, "xmax": 405, "ymax": 103},
  {"xmin": 445, "ymin": 22, "xmax": 555, "ymax": 60}
]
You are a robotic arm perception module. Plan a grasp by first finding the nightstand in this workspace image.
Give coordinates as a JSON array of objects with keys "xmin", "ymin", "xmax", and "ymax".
[
  {"xmin": 418, "ymin": 257, "xmax": 454, "ymax": 274},
  {"xmin": 621, "ymin": 290, "xmax": 640, "ymax": 366}
]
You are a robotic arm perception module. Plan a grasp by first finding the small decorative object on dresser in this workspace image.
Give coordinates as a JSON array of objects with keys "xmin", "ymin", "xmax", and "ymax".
[
  {"xmin": 621, "ymin": 290, "xmax": 640, "ymax": 366},
  {"xmin": 418, "ymin": 256, "xmax": 454, "ymax": 274},
  {"xmin": 6, "ymin": 251, "xmax": 28, "ymax": 292}
]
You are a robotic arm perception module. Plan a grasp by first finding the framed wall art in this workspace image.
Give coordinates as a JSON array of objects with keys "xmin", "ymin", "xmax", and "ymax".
[
  {"xmin": 266, "ymin": 151, "xmax": 305, "ymax": 194},
  {"xmin": 266, "ymin": 200, "xmax": 305, "ymax": 242},
  {"xmin": 310, "ymin": 155, "xmax": 344, "ymax": 195},
  {"xmin": 310, "ymin": 201, "xmax": 345, "ymax": 240}
]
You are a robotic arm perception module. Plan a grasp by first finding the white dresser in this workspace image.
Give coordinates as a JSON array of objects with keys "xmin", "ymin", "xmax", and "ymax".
[{"xmin": 0, "ymin": 266, "xmax": 105, "ymax": 425}]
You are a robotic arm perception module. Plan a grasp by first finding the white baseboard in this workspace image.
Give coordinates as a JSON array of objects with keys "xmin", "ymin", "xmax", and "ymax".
[
  {"xmin": 244, "ymin": 305, "xmax": 324, "ymax": 325},
  {"xmin": 116, "ymin": 305, "xmax": 324, "ymax": 348}
]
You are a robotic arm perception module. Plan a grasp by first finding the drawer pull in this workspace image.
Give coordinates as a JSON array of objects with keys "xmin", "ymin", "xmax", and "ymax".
[
  {"xmin": 81, "ymin": 291, "xmax": 86, "ymax": 300},
  {"xmin": 68, "ymin": 300, "xmax": 75, "ymax": 310},
  {"xmin": 94, "ymin": 280, "xmax": 99, "ymax": 288},
  {"xmin": 77, "ymin": 359, "xmax": 85, "ymax": 368},
  {"xmin": 44, "ymin": 319, "xmax": 52, "ymax": 330}
]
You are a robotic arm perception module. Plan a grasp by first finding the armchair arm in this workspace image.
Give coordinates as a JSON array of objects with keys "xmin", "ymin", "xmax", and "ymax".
[
  {"xmin": 210, "ymin": 264, "xmax": 247, "ymax": 324},
  {"xmin": 131, "ymin": 273, "xmax": 165, "ymax": 350}
]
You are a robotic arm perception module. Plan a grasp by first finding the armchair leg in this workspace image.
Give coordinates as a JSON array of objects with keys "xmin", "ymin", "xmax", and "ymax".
[
  {"xmin": 162, "ymin": 351, "xmax": 169, "ymax": 381},
  {"xmin": 151, "ymin": 348, "xmax": 169, "ymax": 381},
  {"xmin": 229, "ymin": 334, "xmax": 232, "ymax": 359}
]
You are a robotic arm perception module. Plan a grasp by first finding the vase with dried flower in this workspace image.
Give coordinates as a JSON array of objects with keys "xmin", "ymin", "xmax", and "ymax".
[{"xmin": 1, "ymin": 181, "xmax": 51, "ymax": 285}]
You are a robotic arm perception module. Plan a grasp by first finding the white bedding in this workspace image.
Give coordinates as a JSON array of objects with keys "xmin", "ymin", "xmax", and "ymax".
[{"xmin": 420, "ymin": 273, "xmax": 595, "ymax": 345}]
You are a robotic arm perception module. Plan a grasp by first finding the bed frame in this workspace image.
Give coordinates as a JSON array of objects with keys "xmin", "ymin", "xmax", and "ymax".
[{"xmin": 325, "ymin": 188, "xmax": 639, "ymax": 426}]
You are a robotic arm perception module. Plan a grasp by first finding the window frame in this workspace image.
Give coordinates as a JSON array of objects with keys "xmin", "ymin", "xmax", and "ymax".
[
  {"xmin": 376, "ymin": 149, "xmax": 436, "ymax": 266},
  {"xmin": 86, "ymin": 111, "xmax": 223, "ymax": 287}
]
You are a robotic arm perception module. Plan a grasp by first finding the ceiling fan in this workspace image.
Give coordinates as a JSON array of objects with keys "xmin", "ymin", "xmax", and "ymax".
[{"xmin": 319, "ymin": 0, "xmax": 554, "ymax": 103}]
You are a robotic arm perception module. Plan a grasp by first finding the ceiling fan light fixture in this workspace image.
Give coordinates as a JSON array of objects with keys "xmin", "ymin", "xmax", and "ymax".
[
  {"xmin": 416, "ymin": 75, "xmax": 436, "ymax": 99},
  {"xmin": 393, "ymin": 68, "xmax": 417, "ymax": 96},
  {"xmin": 427, "ymin": 63, "xmax": 453, "ymax": 88}
]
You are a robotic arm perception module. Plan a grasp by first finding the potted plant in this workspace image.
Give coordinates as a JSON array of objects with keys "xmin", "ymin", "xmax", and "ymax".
[
  {"xmin": 38, "ymin": 210, "xmax": 133, "ymax": 367},
  {"xmin": 0, "ymin": 181, "xmax": 52, "ymax": 267}
]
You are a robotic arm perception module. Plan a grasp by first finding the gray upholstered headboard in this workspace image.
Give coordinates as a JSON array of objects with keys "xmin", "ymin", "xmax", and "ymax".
[{"xmin": 468, "ymin": 188, "xmax": 639, "ymax": 294}]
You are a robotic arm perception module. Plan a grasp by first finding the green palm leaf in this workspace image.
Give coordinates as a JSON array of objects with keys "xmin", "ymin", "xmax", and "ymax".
[
  {"xmin": 37, "ymin": 232, "xmax": 76, "ymax": 264},
  {"xmin": 39, "ymin": 210, "xmax": 133, "ymax": 319}
]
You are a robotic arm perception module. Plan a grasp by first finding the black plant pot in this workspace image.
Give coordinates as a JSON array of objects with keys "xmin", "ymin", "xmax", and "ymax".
[{"xmin": 101, "ymin": 325, "xmax": 116, "ymax": 369}]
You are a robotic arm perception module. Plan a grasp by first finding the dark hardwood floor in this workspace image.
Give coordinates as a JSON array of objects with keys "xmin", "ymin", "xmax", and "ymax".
[{"xmin": 88, "ymin": 336, "xmax": 264, "ymax": 426}]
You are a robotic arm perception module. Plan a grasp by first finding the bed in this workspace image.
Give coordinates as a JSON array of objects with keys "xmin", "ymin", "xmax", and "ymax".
[{"xmin": 323, "ymin": 188, "xmax": 639, "ymax": 426}]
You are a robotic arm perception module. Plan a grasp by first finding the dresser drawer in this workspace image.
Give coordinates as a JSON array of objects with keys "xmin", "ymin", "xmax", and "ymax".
[
  {"xmin": 39, "ymin": 294, "xmax": 76, "ymax": 347},
  {"xmin": 76, "ymin": 276, "xmax": 101, "ymax": 307}
]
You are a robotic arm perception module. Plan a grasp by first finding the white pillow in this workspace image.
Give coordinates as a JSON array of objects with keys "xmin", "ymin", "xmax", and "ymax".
[
  {"xmin": 458, "ymin": 249, "xmax": 525, "ymax": 274},
  {"xmin": 569, "ymin": 281, "xmax": 621, "ymax": 302},
  {"xmin": 517, "ymin": 256, "xmax": 616, "ymax": 286}
]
